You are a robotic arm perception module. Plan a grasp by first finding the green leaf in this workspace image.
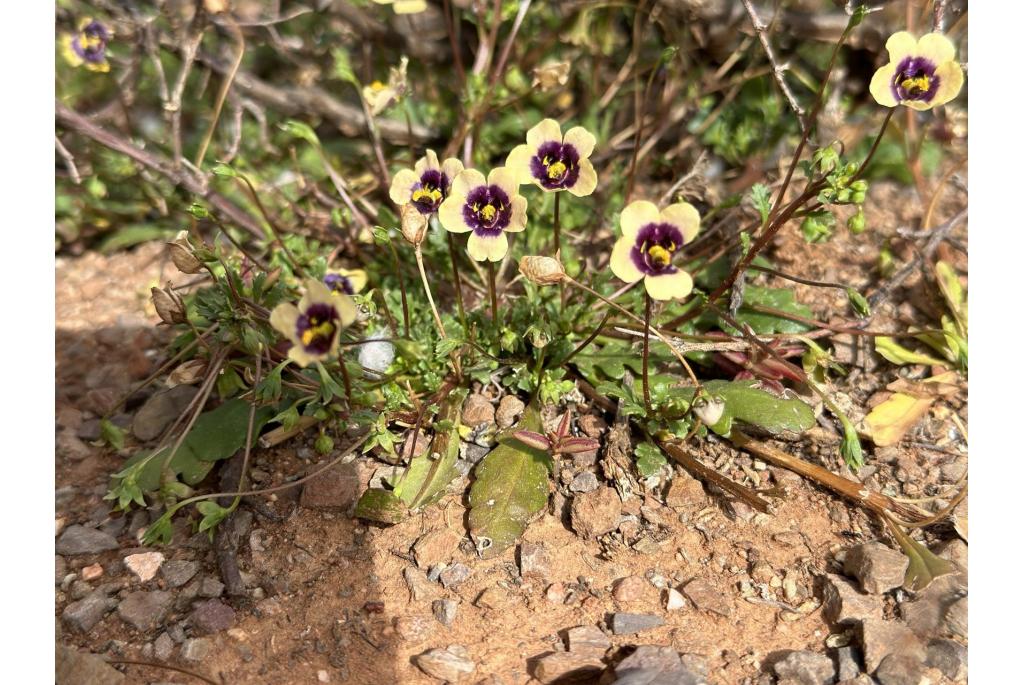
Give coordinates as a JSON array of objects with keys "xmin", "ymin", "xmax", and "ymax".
[
  {"xmin": 354, "ymin": 488, "xmax": 407, "ymax": 524},
  {"xmin": 875, "ymin": 337, "xmax": 946, "ymax": 367},
  {"xmin": 846, "ymin": 288, "xmax": 871, "ymax": 318},
  {"xmin": 572, "ymin": 339, "xmax": 671, "ymax": 381},
  {"xmin": 211, "ymin": 163, "xmax": 239, "ymax": 178},
  {"xmin": 281, "ymin": 119, "xmax": 320, "ymax": 146},
  {"xmin": 467, "ymin": 405, "xmax": 551, "ymax": 559},
  {"xmin": 393, "ymin": 389, "xmax": 468, "ymax": 510},
  {"xmin": 331, "ymin": 47, "xmax": 359, "ymax": 85},
  {"xmin": 670, "ymin": 380, "xmax": 816, "ymax": 436},
  {"xmin": 701, "ymin": 286, "xmax": 813, "ymax": 335},
  {"xmin": 111, "ymin": 399, "xmax": 276, "ymax": 496},
  {"xmin": 635, "ymin": 441, "xmax": 668, "ymax": 477},
  {"xmin": 750, "ymin": 183, "xmax": 772, "ymax": 225},
  {"xmin": 99, "ymin": 224, "xmax": 173, "ymax": 254},
  {"xmin": 100, "ymin": 419, "xmax": 125, "ymax": 450},
  {"xmin": 196, "ymin": 500, "xmax": 232, "ymax": 537}
]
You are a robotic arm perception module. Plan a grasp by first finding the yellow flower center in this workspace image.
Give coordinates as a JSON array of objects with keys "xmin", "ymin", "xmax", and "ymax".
[
  {"xmin": 370, "ymin": 80, "xmax": 386, "ymax": 92},
  {"xmin": 81, "ymin": 34, "xmax": 103, "ymax": 49},
  {"xmin": 546, "ymin": 160, "xmax": 567, "ymax": 180},
  {"xmin": 900, "ymin": 75, "xmax": 931, "ymax": 95},
  {"xmin": 301, "ymin": 319, "xmax": 336, "ymax": 347},
  {"xmin": 647, "ymin": 243, "xmax": 674, "ymax": 267},
  {"xmin": 412, "ymin": 186, "xmax": 442, "ymax": 204},
  {"xmin": 480, "ymin": 204, "xmax": 497, "ymax": 221}
]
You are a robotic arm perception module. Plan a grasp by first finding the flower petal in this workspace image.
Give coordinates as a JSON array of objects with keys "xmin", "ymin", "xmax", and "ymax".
[
  {"xmin": 526, "ymin": 118, "xmax": 563, "ymax": 148},
  {"xmin": 340, "ymin": 268, "xmax": 368, "ymax": 293},
  {"xmin": 269, "ymin": 303, "xmax": 301, "ymax": 345},
  {"xmin": 610, "ymin": 236, "xmax": 643, "ymax": 284},
  {"xmin": 869, "ymin": 64, "xmax": 899, "ymax": 107},
  {"xmin": 301, "ymin": 278, "xmax": 336, "ymax": 310},
  {"xmin": 660, "ymin": 202, "xmax": 701, "ymax": 244},
  {"xmin": 439, "ymin": 195, "xmax": 472, "ymax": 233},
  {"xmin": 644, "ymin": 270, "xmax": 694, "ymax": 301},
  {"xmin": 389, "ymin": 169, "xmax": 419, "ymax": 205},
  {"xmin": 287, "ymin": 344, "xmax": 318, "ymax": 368},
  {"xmin": 467, "ymin": 231, "xmax": 509, "ymax": 262},
  {"xmin": 507, "ymin": 195, "xmax": 528, "ymax": 233},
  {"xmin": 563, "ymin": 126, "xmax": 596, "ymax": 160},
  {"xmin": 885, "ymin": 31, "xmax": 918, "ymax": 63},
  {"xmin": 567, "ymin": 159, "xmax": 598, "ymax": 197},
  {"xmin": 505, "ymin": 144, "xmax": 536, "ymax": 186},
  {"xmin": 333, "ymin": 293, "xmax": 358, "ymax": 327},
  {"xmin": 903, "ymin": 98, "xmax": 936, "ymax": 112},
  {"xmin": 619, "ymin": 200, "xmax": 660, "ymax": 240},
  {"xmin": 441, "ymin": 157, "xmax": 465, "ymax": 184},
  {"xmin": 451, "ymin": 168, "xmax": 486, "ymax": 198},
  {"xmin": 931, "ymin": 60, "xmax": 964, "ymax": 106},
  {"xmin": 488, "ymin": 166, "xmax": 518, "ymax": 198},
  {"xmin": 414, "ymin": 149, "xmax": 440, "ymax": 175},
  {"xmin": 916, "ymin": 32, "xmax": 957, "ymax": 66}
]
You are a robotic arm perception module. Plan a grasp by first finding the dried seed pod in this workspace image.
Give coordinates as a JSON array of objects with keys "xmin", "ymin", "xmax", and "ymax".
[
  {"xmin": 518, "ymin": 255, "xmax": 565, "ymax": 286},
  {"xmin": 151, "ymin": 286, "xmax": 186, "ymax": 324},
  {"xmin": 400, "ymin": 203, "xmax": 428, "ymax": 246},
  {"xmin": 167, "ymin": 231, "xmax": 204, "ymax": 274}
]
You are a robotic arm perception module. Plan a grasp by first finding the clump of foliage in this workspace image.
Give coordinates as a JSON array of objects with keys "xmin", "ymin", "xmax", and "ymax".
[{"xmin": 56, "ymin": 0, "xmax": 966, "ymax": 581}]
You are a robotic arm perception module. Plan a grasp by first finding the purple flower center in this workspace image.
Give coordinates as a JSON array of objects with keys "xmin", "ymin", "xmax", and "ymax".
[
  {"xmin": 630, "ymin": 222, "xmax": 685, "ymax": 276},
  {"xmin": 410, "ymin": 169, "xmax": 448, "ymax": 214},
  {"xmin": 296, "ymin": 302, "xmax": 339, "ymax": 355},
  {"xmin": 73, "ymin": 21, "xmax": 110, "ymax": 63},
  {"xmin": 323, "ymin": 273, "xmax": 354, "ymax": 295},
  {"xmin": 529, "ymin": 141, "xmax": 581, "ymax": 190},
  {"xmin": 891, "ymin": 56, "xmax": 940, "ymax": 103},
  {"xmin": 462, "ymin": 184, "xmax": 512, "ymax": 237}
]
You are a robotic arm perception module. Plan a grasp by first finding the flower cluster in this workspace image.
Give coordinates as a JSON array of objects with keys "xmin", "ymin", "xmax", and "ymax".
[
  {"xmin": 870, "ymin": 32, "xmax": 963, "ymax": 111},
  {"xmin": 61, "ymin": 17, "xmax": 112, "ymax": 73}
]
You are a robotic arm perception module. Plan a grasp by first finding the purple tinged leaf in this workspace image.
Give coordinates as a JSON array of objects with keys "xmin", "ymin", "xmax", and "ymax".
[
  {"xmin": 512, "ymin": 430, "xmax": 551, "ymax": 451},
  {"xmin": 556, "ymin": 437, "xmax": 600, "ymax": 454}
]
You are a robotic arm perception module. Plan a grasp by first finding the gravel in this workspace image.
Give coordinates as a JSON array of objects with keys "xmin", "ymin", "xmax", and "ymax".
[
  {"xmin": 63, "ymin": 590, "xmax": 119, "ymax": 633},
  {"xmin": 569, "ymin": 487, "xmax": 621, "ymax": 539},
  {"xmin": 609, "ymin": 613, "xmax": 664, "ymax": 635},
  {"xmin": 413, "ymin": 646, "xmax": 476, "ymax": 681},
  {"xmin": 432, "ymin": 599, "xmax": 458, "ymax": 627},
  {"xmin": 190, "ymin": 599, "xmax": 236, "ymax": 635},
  {"xmin": 117, "ymin": 590, "xmax": 173, "ymax": 632},
  {"xmin": 682, "ymin": 578, "xmax": 733, "ymax": 617},
  {"xmin": 161, "ymin": 559, "xmax": 200, "ymax": 588},
  {"xmin": 821, "ymin": 573, "xmax": 883, "ymax": 625},
  {"xmin": 843, "ymin": 542, "xmax": 909, "ymax": 594},
  {"xmin": 772, "ymin": 650, "xmax": 836, "ymax": 685}
]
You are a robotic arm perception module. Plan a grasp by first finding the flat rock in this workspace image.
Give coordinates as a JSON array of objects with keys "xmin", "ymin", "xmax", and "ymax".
[
  {"xmin": 609, "ymin": 613, "xmax": 664, "ymax": 635},
  {"xmin": 613, "ymin": 576, "xmax": 655, "ymax": 605},
  {"xmin": 299, "ymin": 462, "xmax": 361, "ymax": 512},
  {"xmin": 683, "ymin": 578, "xmax": 733, "ymax": 617},
  {"xmin": 461, "ymin": 394, "xmax": 495, "ymax": 428},
  {"xmin": 613, "ymin": 645, "xmax": 703, "ymax": 685},
  {"xmin": 570, "ymin": 471, "xmax": 600, "ymax": 493},
  {"xmin": 517, "ymin": 542, "xmax": 550, "ymax": 582},
  {"xmin": 124, "ymin": 552, "xmax": 165, "ymax": 583},
  {"xmin": 899, "ymin": 574, "xmax": 966, "ymax": 638},
  {"xmin": 413, "ymin": 528, "xmax": 463, "ymax": 569},
  {"xmin": 858, "ymin": 619, "xmax": 926, "ymax": 673},
  {"xmin": 843, "ymin": 542, "xmax": 909, "ymax": 594},
  {"xmin": 566, "ymin": 625, "xmax": 611, "ymax": 657},
  {"xmin": 874, "ymin": 654, "xmax": 927, "ymax": 685},
  {"xmin": 161, "ymin": 560, "xmax": 200, "ymax": 588},
  {"xmin": 439, "ymin": 563, "xmax": 472, "ymax": 589},
  {"xmin": 570, "ymin": 487, "xmax": 621, "ymax": 539},
  {"xmin": 533, "ymin": 652, "xmax": 604, "ymax": 684},
  {"xmin": 132, "ymin": 385, "xmax": 198, "ymax": 441},
  {"xmin": 495, "ymin": 395, "xmax": 525, "ymax": 429},
  {"xmin": 153, "ymin": 632, "xmax": 175, "ymax": 661},
  {"xmin": 63, "ymin": 590, "xmax": 118, "ymax": 633},
  {"xmin": 821, "ymin": 573, "xmax": 883, "ymax": 625},
  {"xmin": 772, "ymin": 650, "xmax": 836, "ymax": 685},
  {"xmin": 117, "ymin": 590, "xmax": 173, "ymax": 632},
  {"xmin": 404, "ymin": 566, "xmax": 438, "ymax": 601},
  {"xmin": 55, "ymin": 644, "xmax": 125, "ymax": 685},
  {"xmin": 664, "ymin": 473, "xmax": 706, "ymax": 508},
  {"xmin": 945, "ymin": 596, "xmax": 967, "ymax": 639},
  {"xmin": 190, "ymin": 599, "xmax": 236, "ymax": 635},
  {"xmin": 432, "ymin": 599, "xmax": 458, "ymax": 627},
  {"xmin": 664, "ymin": 588, "xmax": 686, "ymax": 611},
  {"xmin": 56, "ymin": 525, "xmax": 119, "ymax": 555},
  {"xmin": 926, "ymin": 638, "xmax": 967, "ymax": 682},
  {"xmin": 835, "ymin": 645, "xmax": 862, "ymax": 681},
  {"xmin": 180, "ymin": 637, "xmax": 211, "ymax": 662},
  {"xmin": 414, "ymin": 646, "xmax": 476, "ymax": 681}
]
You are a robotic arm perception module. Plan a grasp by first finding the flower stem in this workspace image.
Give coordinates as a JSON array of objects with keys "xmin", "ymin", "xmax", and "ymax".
[
  {"xmin": 415, "ymin": 247, "xmax": 447, "ymax": 338},
  {"xmin": 564, "ymin": 276, "xmax": 701, "ymax": 391},
  {"xmin": 386, "ymin": 239, "xmax": 411, "ymax": 337},
  {"xmin": 642, "ymin": 291, "xmax": 652, "ymax": 412},
  {"xmin": 487, "ymin": 260, "xmax": 499, "ymax": 325},
  {"xmin": 553, "ymin": 191, "xmax": 566, "ymax": 312},
  {"xmin": 447, "ymin": 231, "xmax": 468, "ymax": 331},
  {"xmin": 337, "ymin": 353, "xmax": 353, "ymax": 399}
]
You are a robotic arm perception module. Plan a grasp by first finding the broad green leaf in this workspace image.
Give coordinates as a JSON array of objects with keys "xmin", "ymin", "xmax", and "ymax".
[
  {"xmin": 354, "ymin": 488, "xmax": 407, "ymax": 524},
  {"xmin": 875, "ymin": 337, "xmax": 946, "ymax": 367},
  {"xmin": 467, "ymin": 406, "xmax": 551, "ymax": 559},
  {"xmin": 635, "ymin": 441, "xmax": 668, "ymax": 477},
  {"xmin": 394, "ymin": 389, "xmax": 468, "ymax": 510},
  {"xmin": 111, "ymin": 399, "xmax": 276, "ymax": 495},
  {"xmin": 572, "ymin": 339, "xmax": 672, "ymax": 381},
  {"xmin": 670, "ymin": 380, "xmax": 816, "ymax": 436},
  {"xmin": 885, "ymin": 518, "xmax": 955, "ymax": 591}
]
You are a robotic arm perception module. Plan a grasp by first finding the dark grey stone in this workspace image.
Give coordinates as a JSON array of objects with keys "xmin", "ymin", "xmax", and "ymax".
[
  {"xmin": 609, "ymin": 613, "xmax": 664, "ymax": 635},
  {"xmin": 56, "ymin": 525, "xmax": 119, "ymax": 555},
  {"xmin": 63, "ymin": 590, "xmax": 118, "ymax": 633},
  {"xmin": 117, "ymin": 590, "xmax": 173, "ymax": 632},
  {"xmin": 772, "ymin": 650, "xmax": 836, "ymax": 685}
]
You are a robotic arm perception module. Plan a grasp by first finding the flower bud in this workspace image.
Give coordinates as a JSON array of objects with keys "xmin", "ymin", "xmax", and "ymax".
[
  {"xmin": 519, "ymin": 255, "xmax": 565, "ymax": 285},
  {"xmin": 151, "ymin": 286, "xmax": 186, "ymax": 324},
  {"xmin": 847, "ymin": 209, "xmax": 866, "ymax": 235},
  {"xmin": 692, "ymin": 395, "xmax": 725, "ymax": 426},
  {"xmin": 532, "ymin": 61, "xmax": 570, "ymax": 91},
  {"xmin": 167, "ymin": 231, "xmax": 204, "ymax": 274},
  {"xmin": 400, "ymin": 203, "xmax": 428, "ymax": 246}
]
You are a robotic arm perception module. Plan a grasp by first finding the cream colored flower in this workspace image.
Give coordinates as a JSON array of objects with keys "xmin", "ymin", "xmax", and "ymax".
[
  {"xmin": 869, "ymin": 32, "xmax": 963, "ymax": 111},
  {"xmin": 506, "ymin": 119, "xmax": 598, "ymax": 196},
  {"xmin": 389, "ymin": 149, "xmax": 464, "ymax": 215},
  {"xmin": 439, "ymin": 167, "xmax": 528, "ymax": 262},
  {"xmin": 270, "ymin": 279, "xmax": 357, "ymax": 367},
  {"xmin": 609, "ymin": 200, "xmax": 700, "ymax": 301},
  {"xmin": 371, "ymin": 0, "xmax": 428, "ymax": 15}
]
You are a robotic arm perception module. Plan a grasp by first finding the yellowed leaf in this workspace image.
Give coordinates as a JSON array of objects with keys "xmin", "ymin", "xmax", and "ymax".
[{"xmin": 862, "ymin": 392, "xmax": 935, "ymax": 447}]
